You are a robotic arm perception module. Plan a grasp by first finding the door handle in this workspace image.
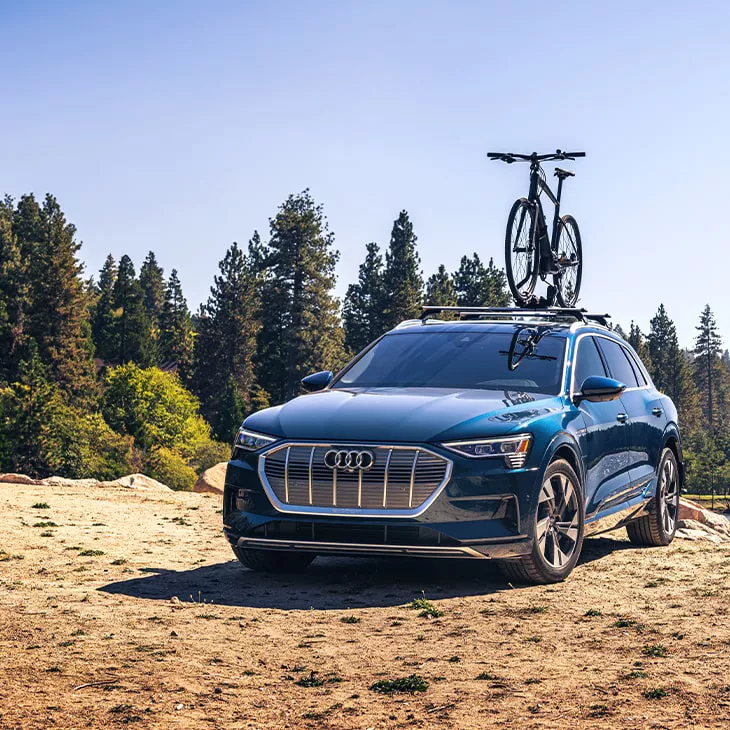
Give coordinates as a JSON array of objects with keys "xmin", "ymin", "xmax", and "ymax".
[
  {"xmin": 652, "ymin": 407, "xmax": 663, "ymax": 417},
  {"xmin": 616, "ymin": 413, "xmax": 628, "ymax": 423}
]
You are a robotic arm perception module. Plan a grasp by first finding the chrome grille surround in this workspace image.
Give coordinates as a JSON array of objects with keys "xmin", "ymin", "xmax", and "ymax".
[{"xmin": 258, "ymin": 443, "xmax": 453, "ymax": 517}]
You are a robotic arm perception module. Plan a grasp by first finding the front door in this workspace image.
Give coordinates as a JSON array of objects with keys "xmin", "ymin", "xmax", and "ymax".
[{"xmin": 571, "ymin": 335, "xmax": 632, "ymax": 517}]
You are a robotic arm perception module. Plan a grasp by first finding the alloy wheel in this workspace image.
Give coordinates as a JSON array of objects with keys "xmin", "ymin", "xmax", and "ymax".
[
  {"xmin": 659, "ymin": 456, "xmax": 679, "ymax": 534},
  {"xmin": 537, "ymin": 472, "xmax": 580, "ymax": 568}
]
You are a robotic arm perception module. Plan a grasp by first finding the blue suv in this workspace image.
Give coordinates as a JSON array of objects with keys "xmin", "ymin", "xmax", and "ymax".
[{"xmin": 223, "ymin": 307, "xmax": 683, "ymax": 584}]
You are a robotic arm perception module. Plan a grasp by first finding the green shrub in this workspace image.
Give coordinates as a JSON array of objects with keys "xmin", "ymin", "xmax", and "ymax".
[
  {"xmin": 144, "ymin": 446, "xmax": 197, "ymax": 491},
  {"xmin": 102, "ymin": 364, "xmax": 210, "ymax": 458},
  {"xmin": 44, "ymin": 408, "xmax": 135, "ymax": 480},
  {"xmin": 189, "ymin": 439, "xmax": 231, "ymax": 473},
  {"xmin": 0, "ymin": 369, "xmax": 134, "ymax": 480},
  {"xmin": 369, "ymin": 674, "xmax": 429, "ymax": 694}
]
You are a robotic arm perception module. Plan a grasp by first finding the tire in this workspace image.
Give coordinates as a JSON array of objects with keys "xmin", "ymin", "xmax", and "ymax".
[
  {"xmin": 505, "ymin": 198, "xmax": 539, "ymax": 306},
  {"xmin": 232, "ymin": 546, "xmax": 315, "ymax": 573},
  {"xmin": 626, "ymin": 448, "xmax": 679, "ymax": 547},
  {"xmin": 499, "ymin": 459, "xmax": 585, "ymax": 584},
  {"xmin": 553, "ymin": 214, "xmax": 582, "ymax": 307}
]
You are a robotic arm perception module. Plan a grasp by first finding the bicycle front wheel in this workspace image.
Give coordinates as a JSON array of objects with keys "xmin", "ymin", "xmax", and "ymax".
[
  {"xmin": 505, "ymin": 198, "xmax": 538, "ymax": 306},
  {"xmin": 554, "ymin": 215, "xmax": 582, "ymax": 307}
]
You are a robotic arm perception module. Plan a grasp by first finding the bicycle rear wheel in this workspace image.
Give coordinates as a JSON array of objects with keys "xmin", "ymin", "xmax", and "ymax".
[
  {"xmin": 505, "ymin": 198, "xmax": 538, "ymax": 306},
  {"xmin": 554, "ymin": 215, "xmax": 582, "ymax": 307}
]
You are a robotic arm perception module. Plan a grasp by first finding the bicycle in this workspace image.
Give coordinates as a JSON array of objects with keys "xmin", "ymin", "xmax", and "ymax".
[{"xmin": 487, "ymin": 149, "xmax": 585, "ymax": 307}]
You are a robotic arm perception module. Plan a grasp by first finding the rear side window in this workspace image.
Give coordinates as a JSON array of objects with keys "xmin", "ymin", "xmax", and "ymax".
[
  {"xmin": 573, "ymin": 337, "xmax": 607, "ymax": 390},
  {"xmin": 625, "ymin": 348, "xmax": 648, "ymax": 386},
  {"xmin": 597, "ymin": 338, "xmax": 640, "ymax": 388}
]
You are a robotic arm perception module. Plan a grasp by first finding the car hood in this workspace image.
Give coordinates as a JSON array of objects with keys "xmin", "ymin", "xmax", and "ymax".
[{"xmin": 244, "ymin": 387, "xmax": 565, "ymax": 443}]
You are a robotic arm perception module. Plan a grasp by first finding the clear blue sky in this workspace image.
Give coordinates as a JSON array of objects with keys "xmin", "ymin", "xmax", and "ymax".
[{"xmin": 3, "ymin": 1, "xmax": 729, "ymax": 348}]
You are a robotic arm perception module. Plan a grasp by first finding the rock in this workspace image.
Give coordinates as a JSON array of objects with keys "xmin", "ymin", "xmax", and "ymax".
[
  {"xmin": 103, "ymin": 474, "xmax": 172, "ymax": 491},
  {"xmin": 678, "ymin": 498, "xmax": 730, "ymax": 537},
  {"xmin": 678, "ymin": 498, "xmax": 706, "ymax": 523},
  {"xmin": 41, "ymin": 476, "xmax": 100, "ymax": 489},
  {"xmin": 0, "ymin": 473, "xmax": 40, "ymax": 485},
  {"xmin": 193, "ymin": 462, "xmax": 228, "ymax": 495},
  {"xmin": 675, "ymin": 518, "xmax": 727, "ymax": 543}
]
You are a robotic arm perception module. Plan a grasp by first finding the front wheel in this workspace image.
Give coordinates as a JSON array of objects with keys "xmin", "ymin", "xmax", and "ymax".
[
  {"xmin": 553, "ymin": 214, "xmax": 582, "ymax": 306},
  {"xmin": 505, "ymin": 198, "xmax": 539, "ymax": 306},
  {"xmin": 499, "ymin": 459, "xmax": 585, "ymax": 584}
]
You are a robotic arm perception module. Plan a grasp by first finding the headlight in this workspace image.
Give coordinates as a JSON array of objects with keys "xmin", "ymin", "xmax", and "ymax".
[
  {"xmin": 234, "ymin": 428, "xmax": 277, "ymax": 452},
  {"xmin": 441, "ymin": 434, "xmax": 532, "ymax": 468}
]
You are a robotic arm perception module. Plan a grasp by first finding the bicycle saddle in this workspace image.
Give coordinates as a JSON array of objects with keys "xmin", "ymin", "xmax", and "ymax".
[{"xmin": 554, "ymin": 167, "xmax": 575, "ymax": 178}]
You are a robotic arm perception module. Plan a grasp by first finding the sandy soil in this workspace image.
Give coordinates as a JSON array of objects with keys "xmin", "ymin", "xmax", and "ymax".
[{"xmin": 1, "ymin": 481, "xmax": 730, "ymax": 730}]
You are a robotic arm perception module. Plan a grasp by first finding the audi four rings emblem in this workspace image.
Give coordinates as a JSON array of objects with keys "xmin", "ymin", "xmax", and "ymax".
[{"xmin": 324, "ymin": 449, "xmax": 375, "ymax": 472}]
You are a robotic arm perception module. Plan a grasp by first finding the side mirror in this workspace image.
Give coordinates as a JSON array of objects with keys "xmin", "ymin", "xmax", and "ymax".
[
  {"xmin": 301, "ymin": 370, "xmax": 333, "ymax": 392},
  {"xmin": 575, "ymin": 375, "xmax": 626, "ymax": 403}
]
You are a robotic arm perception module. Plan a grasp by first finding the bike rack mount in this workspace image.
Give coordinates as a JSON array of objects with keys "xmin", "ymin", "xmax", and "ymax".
[{"xmin": 419, "ymin": 306, "xmax": 611, "ymax": 327}]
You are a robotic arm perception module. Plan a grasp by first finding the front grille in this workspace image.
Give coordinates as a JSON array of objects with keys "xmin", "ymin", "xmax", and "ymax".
[{"xmin": 260, "ymin": 444, "xmax": 452, "ymax": 515}]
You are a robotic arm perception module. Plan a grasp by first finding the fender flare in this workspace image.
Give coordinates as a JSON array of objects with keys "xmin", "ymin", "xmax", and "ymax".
[
  {"xmin": 540, "ymin": 431, "xmax": 584, "ymax": 487},
  {"xmin": 661, "ymin": 422, "xmax": 684, "ymax": 487}
]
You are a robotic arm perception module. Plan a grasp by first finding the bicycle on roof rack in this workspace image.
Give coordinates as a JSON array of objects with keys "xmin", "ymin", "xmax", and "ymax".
[{"xmin": 487, "ymin": 149, "xmax": 585, "ymax": 308}]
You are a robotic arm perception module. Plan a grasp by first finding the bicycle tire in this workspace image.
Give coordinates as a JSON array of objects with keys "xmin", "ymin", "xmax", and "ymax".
[
  {"xmin": 505, "ymin": 198, "xmax": 538, "ymax": 306},
  {"xmin": 554, "ymin": 214, "xmax": 582, "ymax": 307}
]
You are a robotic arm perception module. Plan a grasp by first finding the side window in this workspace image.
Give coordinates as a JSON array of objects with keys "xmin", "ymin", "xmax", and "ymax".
[
  {"xmin": 573, "ymin": 337, "xmax": 607, "ymax": 390},
  {"xmin": 625, "ymin": 348, "xmax": 648, "ymax": 386},
  {"xmin": 597, "ymin": 338, "xmax": 639, "ymax": 388}
]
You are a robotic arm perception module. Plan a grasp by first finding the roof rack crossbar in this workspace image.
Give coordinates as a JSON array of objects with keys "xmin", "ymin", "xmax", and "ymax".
[{"xmin": 419, "ymin": 306, "xmax": 611, "ymax": 326}]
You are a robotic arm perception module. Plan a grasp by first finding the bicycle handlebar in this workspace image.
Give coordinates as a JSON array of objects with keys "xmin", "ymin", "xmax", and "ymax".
[{"xmin": 487, "ymin": 149, "xmax": 586, "ymax": 163}]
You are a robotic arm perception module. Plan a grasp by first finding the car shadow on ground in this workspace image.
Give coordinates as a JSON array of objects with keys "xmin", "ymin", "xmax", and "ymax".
[{"xmin": 98, "ymin": 536, "xmax": 635, "ymax": 610}]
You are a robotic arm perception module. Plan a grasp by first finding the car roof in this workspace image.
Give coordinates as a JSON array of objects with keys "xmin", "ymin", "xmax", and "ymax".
[{"xmin": 389, "ymin": 318, "xmax": 621, "ymax": 341}]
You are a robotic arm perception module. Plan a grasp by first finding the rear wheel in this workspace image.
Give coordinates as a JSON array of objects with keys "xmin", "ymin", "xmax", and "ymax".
[
  {"xmin": 505, "ymin": 198, "xmax": 539, "ymax": 306},
  {"xmin": 626, "ymin": 448, "xmax": 679, "ymax": 546},
  {"xmin": 500, "ymin": 459, "xmax": 585, "ymax": 584},
  {"xmin": 232, "ymin": 546, "xmax": 315, "ymax": 572},
  {"xmin": 553, "ymin": 214, "xmax": 582, "ymax": 306}
]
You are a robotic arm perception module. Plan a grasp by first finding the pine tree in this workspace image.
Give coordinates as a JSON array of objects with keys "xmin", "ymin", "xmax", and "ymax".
[
  {"xmin": 452, "ymin": 253, "xmax": 510, "ymax": 306},
  {"xmin": 425, "ymin": 264, "xmax": 457, "ymax": 306},
  {"xmin": 343, "ymin": 242, "xmax": 386, "ymax": 354},
  {"xmin": 0, "ymin": 195, "xmax": 31, "ymax": 383},
  {"xmin": 613, "ymin": 324, "xmax": 628, "ymax": 340},
  {"xmin": 113, "ymin": 255, "xmax": 153, "ymax": 365},
  {"xmin": 381, "ymin": 210, "xmax": 423, "ymax": 329},
  {"xmin": 160, "ymin": 269, "xmax": 195, "ymax": 379},
  {"xmin": 92, "ymin": 254, "xmax": 119, "ymax": 363},
  {"xmin": 139, "ymin": 251, "xmax": 165, "ymax": 363},
  {"xmin": 20, "ymin": 194, "xmax": 98, "ymax": 407},
  {"xmin": 628, "ymin": 321, "xmax": 652, "ymax": 372},
  {"xmin": 258, "ymin": 191, "xmax": 347, "ymax": 403},
  {"xmin": 693, "ymin": 305, "xmax": 725, "ymax": 432},
  {"xmin": 648, "ymin": 304, "xmax": 699, "ymax": 430},
  {"xmin": 0, "ymin": 344, "xmax": 60, "ymax": 476},
  {"xmin": 193, "ymin": 242, "xmax": 261, "ymax": 440}
]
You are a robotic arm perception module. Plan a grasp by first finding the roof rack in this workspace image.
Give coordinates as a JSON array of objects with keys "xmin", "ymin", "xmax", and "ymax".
[{"xmin": 419, "ymin": 306, "xmax": 611, "ymax": 327}]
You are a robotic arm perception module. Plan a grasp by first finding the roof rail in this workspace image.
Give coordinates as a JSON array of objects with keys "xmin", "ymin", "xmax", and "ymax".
[{"xmin": 420, "ymin": 306, "xmax": 611, "ymax": 327}]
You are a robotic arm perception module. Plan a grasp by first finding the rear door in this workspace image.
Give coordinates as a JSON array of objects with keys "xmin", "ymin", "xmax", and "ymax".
[
  {"xmin": 571, "ymin": 335, "xmax": 632, "ymax": 517},
  {"xmin": 596, "ymin": 338, "xmax": 663, "ymax": 493}
]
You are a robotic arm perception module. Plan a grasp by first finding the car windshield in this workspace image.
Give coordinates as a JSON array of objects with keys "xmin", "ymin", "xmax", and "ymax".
[{"xmin": 332, "ymin": 331, "xmax": 567, "ymax": 394}]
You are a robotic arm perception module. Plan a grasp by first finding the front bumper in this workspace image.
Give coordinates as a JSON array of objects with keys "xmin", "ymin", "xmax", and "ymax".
[{"xmin": 223, "ymin": 443, "xmax": 540, "ymax": 560}]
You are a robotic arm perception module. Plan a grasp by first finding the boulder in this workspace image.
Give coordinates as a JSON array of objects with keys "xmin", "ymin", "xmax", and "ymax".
[
  {"xmin": 42, "ymin": 476, "xmax": 100, "ymax": 489},
  {"xmin": 678, "ymin": 498, "xmax": 730, "ymax": 537},
  {"xmin": 103, "ymin": 473, "xmax": 172, "ymax": 491},
  {"xmin": 0, "ymin": 473, "xmax": 40, "ymax": 485},
  {"xmin": 193, "ymin": 462, "xmax": 228, "ymax": 495},
  {"xmin": 675, "ymin": 519, "xmax": 726, "ymax": 544}
]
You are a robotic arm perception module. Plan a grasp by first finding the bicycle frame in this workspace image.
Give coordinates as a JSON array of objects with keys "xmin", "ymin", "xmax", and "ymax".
[{"xmin": 527, "ymin": 162, "xmax": 564, "ymax": 260}]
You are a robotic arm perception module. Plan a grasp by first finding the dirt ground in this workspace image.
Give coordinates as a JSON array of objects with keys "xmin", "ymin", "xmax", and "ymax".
[{"xmin": 1, "ymin": 482, "xmax": 730, "ymax": 730}]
